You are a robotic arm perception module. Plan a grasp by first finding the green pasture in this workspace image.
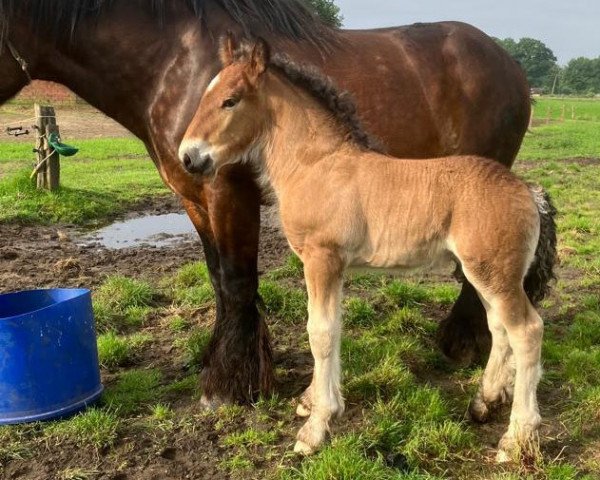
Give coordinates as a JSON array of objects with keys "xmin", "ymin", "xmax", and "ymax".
[
  {"xmin": 0, "ymin": 100, "xmax": 599, "ymax": 478},
  {"xmin": 0, "ymin": 138, "xmax": 166, "ymax": 224},
  {"xmin": 532, "ymin": 97, "xmax": 600, "ymax": 123}
]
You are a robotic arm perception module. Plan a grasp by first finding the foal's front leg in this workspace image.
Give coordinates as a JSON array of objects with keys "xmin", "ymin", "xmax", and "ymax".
[{"xmin": 294, "ymin": 250, "xmax": 345, "ymax": 455}]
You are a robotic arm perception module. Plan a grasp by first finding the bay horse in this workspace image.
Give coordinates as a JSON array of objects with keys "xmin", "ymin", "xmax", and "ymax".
[
  {"xmin": 180, "ymin": 36, "xmax": 548, "ymax": 461},
  {"xmin": 0, "ymin": 0, "xmax": 555, "ymax": 408}
]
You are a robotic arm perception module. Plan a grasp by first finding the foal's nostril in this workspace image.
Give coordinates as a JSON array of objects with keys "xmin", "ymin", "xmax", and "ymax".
[{"xmin": 183, "ymin": 154, "xmax": 192, "ymax": 170}]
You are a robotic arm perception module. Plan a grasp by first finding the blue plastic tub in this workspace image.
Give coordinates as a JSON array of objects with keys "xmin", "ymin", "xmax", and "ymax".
[{"xmin": 0, "ymin": 289, "xmax": 103, "ymax": 424}]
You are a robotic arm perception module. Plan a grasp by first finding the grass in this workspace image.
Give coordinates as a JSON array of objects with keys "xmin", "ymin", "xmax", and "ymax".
[
  {"xmin": 93, "ymin": 275, "xmax": 155, "ymax": 331},
  {"xmin": 268, "ymin": 253, "xmax": 304, "ymax": 280},
  {"xmin": 183, "ymin": 328, "xmax": 213, "ymax": 368},
  {"xmin": 0, "ymin": 137, "xmax": 167, "ymax": 225},
  {"xmin": 167, "ymin": 261, "xmax": 215, "ymax": 307},
  {"xmin": 103, "ymin": 369, "xmax": 163, "ymax": 415},
  {"xmin": 97, "ymin": 331, "xmax": 152, "ymax": 368},
  {"xmin": 259, "ymin": 280, "xmax": 307, "ymax": 323},
  {"xmin": 44, "ymin": 409, "xmax": 120, "ymax": 449},
  {"xmin": 222, "ymin": 427, "xmax": 279, "ymax": 447},
  {"xmin": 532, "ymin": 97, "xmax": 600, "ymax": 123}
]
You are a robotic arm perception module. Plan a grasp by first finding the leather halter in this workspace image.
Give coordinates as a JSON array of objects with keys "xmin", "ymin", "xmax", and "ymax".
[{"xmin": 6, "ymin": 40, "xmax": 32, "ymax": 84}]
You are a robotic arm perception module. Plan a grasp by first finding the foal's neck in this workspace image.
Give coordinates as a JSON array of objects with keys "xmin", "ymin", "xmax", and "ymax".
[{"xmin": 263, "ymin": 73, "xmax": 361, "ymax": 190}]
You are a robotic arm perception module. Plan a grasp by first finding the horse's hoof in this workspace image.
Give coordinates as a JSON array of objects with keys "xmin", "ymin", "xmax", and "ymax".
[
  {"xmin": 200, "ymin": 394, "xmax": 225, "ymax": 411},
  {"xmin": 294, "ymin": 440, "xmax": 315, "ymax": 455},
  {"xmin": 468, "ymin": 396, "xmax": 490, "ymax": 423},
  {"xmin": 296, "ymin": 402, "xmax": 311, "ymax": 418}
]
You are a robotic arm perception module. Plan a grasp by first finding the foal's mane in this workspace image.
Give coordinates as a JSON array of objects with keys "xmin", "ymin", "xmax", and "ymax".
[
  {"xmin": 0, "ymin": 0, "xmax": 333, "ymax": 47},
  {"xmin": 269, "ymin": 53, "xmax": 384, "ymax": 152}
]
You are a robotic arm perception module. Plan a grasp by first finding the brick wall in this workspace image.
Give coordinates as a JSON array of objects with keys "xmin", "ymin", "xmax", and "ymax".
[{"xmin": 17, "ymin": 81, "xmax": 76, "ymax": 103}]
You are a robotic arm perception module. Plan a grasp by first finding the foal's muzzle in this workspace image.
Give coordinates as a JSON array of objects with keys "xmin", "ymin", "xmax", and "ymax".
[
  {"xmin": 183, "ymin": 152, "xmax": 214, "ymax": 176},
  {"xmin": 179, "ymin": 143, "xmax": 215, "ymax": 176}
]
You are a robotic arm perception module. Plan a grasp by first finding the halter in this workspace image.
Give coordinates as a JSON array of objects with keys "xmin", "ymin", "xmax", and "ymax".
[{"xmin": 6, "ymin": 40, "xmax": 32, "ymax": 84}]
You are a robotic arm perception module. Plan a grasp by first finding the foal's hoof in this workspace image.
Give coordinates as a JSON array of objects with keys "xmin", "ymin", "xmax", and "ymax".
[
  {"xmin": 468, "ymin": 396, "xmax": 491, "ymax": 423},
  {"xmin": 294, "ymin": 439, "xmax": 316, "ymax": 456},
  {"xmin": 296, "ymin": 402, "xmax": 311, "ymax": 418},
  {"xmin": 495, "ymin": 434, "xmax": 517, "ymax": 463},
  {"xmin": 294, "ymin": 421, "xmax": 327, "ymax": 456}
]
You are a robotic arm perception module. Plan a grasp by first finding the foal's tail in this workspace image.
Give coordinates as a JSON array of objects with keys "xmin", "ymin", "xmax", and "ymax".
[{"xmin": 524, "ymin": 185, "xmax": 558, "ymax": 304}]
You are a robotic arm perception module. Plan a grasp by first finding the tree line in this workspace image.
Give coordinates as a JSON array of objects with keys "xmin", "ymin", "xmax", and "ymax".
[{"xmin": 486, "ymin": 38, "xmax": 599, "ymax": 96}]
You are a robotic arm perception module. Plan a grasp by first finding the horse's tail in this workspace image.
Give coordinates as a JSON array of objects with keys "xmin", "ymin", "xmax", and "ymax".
[{"xmin": 524, "ymin": 184, "xmax": 558, "ymax": 304}]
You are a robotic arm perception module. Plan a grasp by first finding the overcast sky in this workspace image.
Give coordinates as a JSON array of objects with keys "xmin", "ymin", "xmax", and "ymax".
[{"xmin": 335, "ymin": 0, "xmax": 599, "ymax": 65}]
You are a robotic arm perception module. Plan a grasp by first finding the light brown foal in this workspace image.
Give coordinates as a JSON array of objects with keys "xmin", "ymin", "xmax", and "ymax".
[{"xmin": 179, "ymin": 36, "xmax": 546, "ymax": 462}]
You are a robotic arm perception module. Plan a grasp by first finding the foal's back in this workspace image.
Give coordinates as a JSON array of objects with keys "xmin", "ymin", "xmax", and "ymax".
[{"xmin": 313, "ymin": 152, "xmax": 540, "ymax": 272}]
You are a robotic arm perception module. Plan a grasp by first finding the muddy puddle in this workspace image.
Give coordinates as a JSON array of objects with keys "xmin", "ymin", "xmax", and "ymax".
[{"xmin": 78, "ymin": 213, "xmax": 197, "ymax": 249}]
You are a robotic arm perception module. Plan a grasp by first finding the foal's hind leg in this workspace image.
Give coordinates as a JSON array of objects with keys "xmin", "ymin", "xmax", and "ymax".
[
  {"xmin": 294, "ymin": 250, "xmax": 345, "ymax": 455},
  {"xmin": 469, "ymin": 296, "xmax": 515, "ymax": 423},
  {"xmin": 468, "ymin": 281, "xmax": 543, "ymax": 461},
  {"xmin": 497, "ymin": 298, "xmax": 543, "ymax": 462}
]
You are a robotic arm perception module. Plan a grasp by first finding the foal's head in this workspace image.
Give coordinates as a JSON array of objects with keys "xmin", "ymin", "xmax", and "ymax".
[{"xmin": 179, "ymin": 35, "xmax": 271, "ymax": 177}]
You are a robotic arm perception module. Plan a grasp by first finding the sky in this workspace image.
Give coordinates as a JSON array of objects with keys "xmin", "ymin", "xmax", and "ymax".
[{"xmin": 335, "ymin": 0, "xmax": 599, "ymax": 65}]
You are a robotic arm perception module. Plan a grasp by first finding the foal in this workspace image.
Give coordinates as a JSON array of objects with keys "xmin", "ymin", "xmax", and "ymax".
[{"xmin": 179, "ymin": 36, "xmax": 545, "ymax": 461}]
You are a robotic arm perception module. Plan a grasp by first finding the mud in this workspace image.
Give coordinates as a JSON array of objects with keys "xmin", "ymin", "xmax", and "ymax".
[{"xmin": 0, "ymin": 195, "xmax": 290, "ymax": 293}]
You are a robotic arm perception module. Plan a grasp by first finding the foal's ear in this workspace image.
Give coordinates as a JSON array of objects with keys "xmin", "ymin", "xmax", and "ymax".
[
  {"xmin": 219, "ymin": 32, "xmax": 237, "ymax": 66},
  {"xmin": 247, "ymin": 37, "xmax": 271, "ymax": 83}
]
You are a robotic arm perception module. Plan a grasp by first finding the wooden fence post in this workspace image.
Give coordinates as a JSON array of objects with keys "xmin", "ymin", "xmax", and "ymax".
[
  {"xmin": 529, "ymin": 105, "xmax": 535, "ymax": 129},
  {"xmin": 34, "ymin": 104, "xmax": 60, "ymax": 191}
]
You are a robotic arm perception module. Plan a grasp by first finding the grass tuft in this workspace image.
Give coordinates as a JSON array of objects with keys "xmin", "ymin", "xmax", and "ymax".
[
  {"xmin": 167, "ymin": 262, "xmax": 215, "ymax": 307},
  {"xmin": 379, "ymin": 280, "xmax": 430, "ymax": 308},
  {"xmin": 259, "ymin": 280, "xmax": 306, "ymax": 323},
  {"xmin": 44, "ymin": 409, "xmax": 119, "ymax": 449},
  {"xmin": 222, "ymin": 427, "xmax": 278, "ymax": 448},
  {"xmin": 103, "ymin": 369, "xmax": 162, "ymax": 415},
  {"xmin": 269, "ymin": 253, "xmax": 304, "ymax": 280},
  {"xmin": 97, "ymin": 331, "xmax": 151, "ymax": 368},
  {"xmin": 93, "ymin": 275, "xmax": 154, "ymax": 331},
  {"xmin": 184, "ymin": 328, "xmax": 212, "ymax": 368},
  {"xmin": 344, "ymin": 297, "xmax": 377, "ymax": 327},
  {"xmin": 280, "ymin": 434, "xmax": 414, "ymax": 480}
]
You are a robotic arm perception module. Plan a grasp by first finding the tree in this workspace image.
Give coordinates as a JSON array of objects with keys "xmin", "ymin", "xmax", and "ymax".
[
  {"xmin": 496, "ymin": 37, "xmax": 558, "ymax": 90},
  {"xmin": 561, "ymin": 57, "xmax": 600, "ymax": 94},
  {"xmin": 303, "ymin": 0, "xmax": 343, "ymax": 27}
]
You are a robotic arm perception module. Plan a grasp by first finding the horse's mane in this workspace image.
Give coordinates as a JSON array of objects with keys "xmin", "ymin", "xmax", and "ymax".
[
  {"xmin": 0, "ymin": 0, "xmax": 333, "ymax": 47},
  {"xmin": 270, "ymin": 53, "xmax": 384, "ymax": 152}
]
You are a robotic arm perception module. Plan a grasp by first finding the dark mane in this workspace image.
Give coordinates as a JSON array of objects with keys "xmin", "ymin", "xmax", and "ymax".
[
  {"xmin": 270, "ymin": 53, "xmax": 384, "ymax": 152},
  {"xmin": 0, "ymin": 0, "xmax": 333, "ymax": 47}
]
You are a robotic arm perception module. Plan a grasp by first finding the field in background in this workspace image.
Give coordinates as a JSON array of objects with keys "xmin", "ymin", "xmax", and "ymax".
[
  {"xmin": 0, "ymin": 99, "xmax": 599, "ymax": 479},
  {"xmin": 532, "ymin": 97, "xmax": 600, "ymax": 123}
]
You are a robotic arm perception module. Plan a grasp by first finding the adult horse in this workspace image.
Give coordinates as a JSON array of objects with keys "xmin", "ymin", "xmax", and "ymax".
[{"xmin": 0, "ymin": 0, "xmax": 554, "ymax": 407}]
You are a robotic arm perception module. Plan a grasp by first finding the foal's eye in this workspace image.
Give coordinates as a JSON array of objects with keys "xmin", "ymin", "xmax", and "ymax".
[{"xmin": 221, "ymin": 97, "xmax": 240, "ymax": 109}]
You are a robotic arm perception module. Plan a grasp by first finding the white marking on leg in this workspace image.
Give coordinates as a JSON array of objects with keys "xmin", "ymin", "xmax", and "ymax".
[
  {"xmin": 295, "ymin": 266, "xmax": 343, "ymax": 454},
  {"xmin": 470, "ymin": 298, "xmax": 515, "ymax": 421},
  {"xmin": 505, "ymin": 307, "xmax": 543, "ymax": 434}
]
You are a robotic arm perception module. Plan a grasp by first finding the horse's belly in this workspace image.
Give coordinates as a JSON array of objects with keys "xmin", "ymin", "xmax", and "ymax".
[{"xmin": 350, "ymin": 238, "xmax": 453, "ymax": 273}]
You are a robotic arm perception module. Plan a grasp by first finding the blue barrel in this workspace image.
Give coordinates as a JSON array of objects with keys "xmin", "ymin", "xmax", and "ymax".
[{"xmin": 0, "ymin": 289, "xmax": 103, "ymax": 424}]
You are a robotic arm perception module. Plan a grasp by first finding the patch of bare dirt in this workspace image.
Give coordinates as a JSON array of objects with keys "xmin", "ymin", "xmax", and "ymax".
[
  {"xmin": 0, "ymin": 196, "xmax": 290, "ymax": 292},
  {"xmin": 0, "ymin": 104, "xmax": 132, "ymax": 143}
]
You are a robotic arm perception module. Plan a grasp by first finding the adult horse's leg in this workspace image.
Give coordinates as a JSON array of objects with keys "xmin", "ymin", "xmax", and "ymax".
[
  {"xmin": 437, "ymin": 281, "xmax": 492, "ymax": 365},
  {"xmin": 181, "ymin": 166, "xmax": 273, "ymax": 406}
]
